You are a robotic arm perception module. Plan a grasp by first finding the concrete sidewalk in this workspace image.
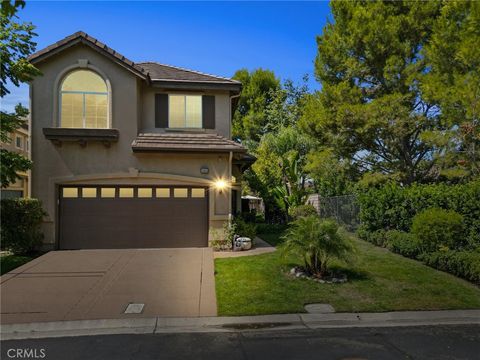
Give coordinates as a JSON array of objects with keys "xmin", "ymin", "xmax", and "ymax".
[{"xmin": 2, "ymin": 309, "xmax": 479, "ymax": 340}]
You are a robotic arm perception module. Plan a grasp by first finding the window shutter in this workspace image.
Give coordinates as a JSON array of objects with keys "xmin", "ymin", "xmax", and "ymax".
[
  {"xmin": 155, "ymin": 94, "xmax": 168, "ymax": 128},
  {"xmin": 202, "ymin": 95, "xmax": 215, "ymax": 129}
]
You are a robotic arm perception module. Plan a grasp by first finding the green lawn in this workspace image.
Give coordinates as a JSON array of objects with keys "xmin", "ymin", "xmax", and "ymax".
[
  {"xmin": 0, "ymin": 254, "xmax": 37, "ymax": 275},
  {"xmin": 215, "ymin": 234, "xmax": 480, "ymax": 316}
]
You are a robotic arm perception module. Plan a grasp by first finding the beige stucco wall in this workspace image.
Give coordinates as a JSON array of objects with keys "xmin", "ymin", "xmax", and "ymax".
[{"xmin": 30, "ymin": 44, "xmax": 233, "ymax": 248}]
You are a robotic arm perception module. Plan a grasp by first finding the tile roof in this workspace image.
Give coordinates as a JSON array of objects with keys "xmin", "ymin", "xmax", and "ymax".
[
  {"xmin": 29, "ymin": 32, "xmax": 240, "ymax": 86},
  {"xmin": 29, "ymin": 31, "xmax": 148, "ymax": 79},
  {"xmin": 131, "ymin": 133, "xmax": 246, "ymax": 153},
  {"xmin": 139, "ymin": 62, "xmax": 240, "ymax": 84}
]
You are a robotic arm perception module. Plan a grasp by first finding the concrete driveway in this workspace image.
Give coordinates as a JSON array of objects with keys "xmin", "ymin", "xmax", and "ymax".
[{"xmin": 0, "ymin": 248, "xmax": 216, "ymax": 324}]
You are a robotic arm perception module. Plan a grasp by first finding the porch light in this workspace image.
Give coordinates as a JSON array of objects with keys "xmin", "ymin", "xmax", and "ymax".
[{"xmin": 214, "ymin": 179, "xmax": 228, "ymax": 193}]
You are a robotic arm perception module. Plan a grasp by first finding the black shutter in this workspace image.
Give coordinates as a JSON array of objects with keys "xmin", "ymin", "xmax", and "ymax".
[
  {"xmin": 155, "ymin": 94, "xmax": 168, "ymax": 128},
  {"xmin": 202, "ymin": 95, "xmax": 215, "ymax": 129}
]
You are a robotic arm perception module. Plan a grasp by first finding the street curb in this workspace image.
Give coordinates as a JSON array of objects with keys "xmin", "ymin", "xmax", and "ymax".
[{"xmin": 1, "ymin": 310, "xmax": 479, "ymax": 340}]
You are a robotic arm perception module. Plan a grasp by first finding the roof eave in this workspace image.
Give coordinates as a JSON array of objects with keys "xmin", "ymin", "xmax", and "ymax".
[
  {"xmin": 132, "ymin": 147, "xmax": 247, "ymax": 153},
  {"xmin": 150, "ymin": 80, "xmax": 241, "ymax": 92}
]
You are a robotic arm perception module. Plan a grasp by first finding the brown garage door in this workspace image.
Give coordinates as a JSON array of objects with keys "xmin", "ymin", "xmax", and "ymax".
[{"xmin": 59, "ymin": 186, "xmax": 208, "ymax": 249}]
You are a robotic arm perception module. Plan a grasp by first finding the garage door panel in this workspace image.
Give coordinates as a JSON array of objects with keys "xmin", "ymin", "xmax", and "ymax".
[{"xmin": 59, "ymin": 186, "xmax": 208, "ymax": 249}]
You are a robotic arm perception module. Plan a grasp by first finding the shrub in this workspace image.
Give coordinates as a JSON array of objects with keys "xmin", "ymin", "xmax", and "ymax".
[
  {"xmin": 209, "ymin": 222, "xmax": 235, "ymax": 251},
  {"xmin": 411, "ymin": 208, "xmax": 465, "ymax": 252},
  {"xmin": 233, "ymin": 217, "xmax": 257, "ymax": 239},
  {"xmin": 385, "ymin": 230, "xmax": 420, "ymax": 258},
  {"xmin": 288, "ymin": 204, "xmax": 318, "ymax": 220},
  {"xmin": 281, "ymin": 216, "xmax": 354, "ymax": 277},
  {"xmin": 357, "ymin": 228, "xmax": 388, "ymax": 247},
  {"xmin": 419, "ymin": 249, "xmax": 480, "ymax": 284},
  {"xmin": 256, "ymin": 223, "xmax": 288, "ymax": 235},
  {"xmin": 1, "ymin": 199, "xmax": 45, "ymax": 254},
  {"xmin": 356, "ymin": 180, "xmax": 480, "ymax": 245}
]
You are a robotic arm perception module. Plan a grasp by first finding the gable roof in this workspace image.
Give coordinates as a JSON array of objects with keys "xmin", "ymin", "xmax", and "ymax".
[
  {"xmin": 29, "ymin": 31, "xmax": 149, "ymax": 80},
  {"xmin": 29, "ymin": 31, "xmax": 241, "ymax": 90}
]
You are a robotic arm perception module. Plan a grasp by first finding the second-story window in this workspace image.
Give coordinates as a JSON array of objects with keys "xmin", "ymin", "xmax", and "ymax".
[
  {"xmin": 15, "ymin": 135, "xmax": 23, "ymax": 149},
  {"xmin": 60, "ymin": 70, "xmax": 108, "ymax": 128},
  {"xmin": 168, "ymin": 95, "xmax": 202, "ymax": 128}
]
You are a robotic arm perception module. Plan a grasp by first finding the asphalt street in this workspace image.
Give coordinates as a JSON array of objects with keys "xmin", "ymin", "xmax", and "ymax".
[{"xmin": 1, "ymin": 325, "xmax": 479, "ymax": 360}]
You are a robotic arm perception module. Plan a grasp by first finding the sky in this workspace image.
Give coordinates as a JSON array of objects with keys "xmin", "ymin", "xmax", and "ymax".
[{"xmin": 2, "ymin": 1, "xmax": 332, "ymax": 112}]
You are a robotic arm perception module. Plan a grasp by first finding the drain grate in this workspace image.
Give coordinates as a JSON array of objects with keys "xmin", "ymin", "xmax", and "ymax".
[
  {"xmin": 222, "ymin": 322, "xmax": 292, "ymax": 330},
  {"xmin": 124, "ymin": 303, "xmax": 145, "ymax": 314}
]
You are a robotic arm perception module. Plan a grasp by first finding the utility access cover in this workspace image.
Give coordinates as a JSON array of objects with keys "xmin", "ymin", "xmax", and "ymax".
[{"xmin": 124, "ymin": 303, "xmax": 145, "ymax": 314}]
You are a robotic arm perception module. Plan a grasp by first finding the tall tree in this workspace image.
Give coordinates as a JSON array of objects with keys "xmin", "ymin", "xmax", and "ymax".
[
  {"xmin": 0, "ymin": 0, "xmax": 39, "ymax": 187},
  {"xmin": 242, "ymin": 78, "xmax": 312, "ymax": 221},
  {"xmin": 251, "ymin": 126, "xmax": 313, "ymax": 221},
  {"xmin": 232, "ymin": 68, "xmax": 280, "ymax": 148},
  {"xmin": 422, "ymin": 1, "xmax": 480, "ymax": 180},
  {"xmin": 301, "ymin": 1, "xmax": 443, "ymax": 185}
]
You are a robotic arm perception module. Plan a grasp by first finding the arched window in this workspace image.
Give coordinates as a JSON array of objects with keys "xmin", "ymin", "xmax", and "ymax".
[{"xmin": 60, "ymin": 70, "xmax": 108, "ymax": 128}]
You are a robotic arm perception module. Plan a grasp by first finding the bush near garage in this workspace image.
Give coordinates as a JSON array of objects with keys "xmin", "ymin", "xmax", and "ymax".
[
  {"xmin": 233, "ymin": 217, "xmax": 257, "ymax": 240},
  {"xmin": 1, "ymin": 198, "xmax": 45, "ymax": 254},
  {"xmin": 357, "ymin": 180, "xmax": 480, "ymax": 245},
  {"xmin": 411, "ymin": 208, "xmax": 466, "ymax": 252}
]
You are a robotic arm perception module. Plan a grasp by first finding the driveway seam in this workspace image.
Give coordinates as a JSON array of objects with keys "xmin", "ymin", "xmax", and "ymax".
[
  {"xmin": 76, "ymin": 251, "xmax": 136, "ymax": 318},
  {"xmin": 61, "ymin": 251, "xmax": 131, "ymax": 320}
]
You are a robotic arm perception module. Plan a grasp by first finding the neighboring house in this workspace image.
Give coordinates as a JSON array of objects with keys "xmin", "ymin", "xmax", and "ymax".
[
  {"xmin": 0, "ymin": 122, "xmax": 30, "ymax": 199},
  {"xmin": 241, "ymin": 195, "xmax": 265, "ymax": 215},
  {"xmin": 306, "ymin": 194, "xmax": 321, "ymax": 214},
  {"xmin": 29, "ymin": 31, "xmax": 253, "ymax": 250}
]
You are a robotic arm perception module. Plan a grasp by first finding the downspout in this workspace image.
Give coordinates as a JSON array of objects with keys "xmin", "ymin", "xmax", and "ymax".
[
  {"xmin": 228, "ymin": 93, "xmax": 240, "ymax": 222},
  {"xmin": 228, "ymin": 151, "xmax": 233, "ymax": 223}
]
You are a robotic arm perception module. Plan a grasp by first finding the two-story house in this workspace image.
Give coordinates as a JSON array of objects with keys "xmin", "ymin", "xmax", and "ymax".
[
  {"xmin": 29, "ymin": 31, "xmax": 252, "ymax": 250},
  {"xmin": 1, "ymin": 122, "xmax": 30, "ymax": 199}
]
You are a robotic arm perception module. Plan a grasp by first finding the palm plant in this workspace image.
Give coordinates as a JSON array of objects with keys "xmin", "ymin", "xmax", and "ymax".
[{"xmin": 281, "ymin": 216, "xmax": 354, "ymax": 277}]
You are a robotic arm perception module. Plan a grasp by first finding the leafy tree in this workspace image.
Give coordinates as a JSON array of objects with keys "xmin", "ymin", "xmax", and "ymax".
[
  {"xmin": 305, "ymin": 148, "xmax": 357, "ymax": 197},
  {"xmin": 232, "ymin": 68, "xmax": 280, "ymax": 147},
  {"xmin": 252, "ymin": 126, "xmax": 313, "ymax": 221},
  {"xmin": 422, "ymin": 1, "xmax": 480, "ymax": 180},
  {"xmin": 281, "ymin": 216, "xmax": 354, "ymax": 277},
  {"xmin": 0, "ymin": 0, "xmax": 39, "ymax": 188},
  {"xmin": 238, "ymin": 75, "xmax": 313, "ymax": 222},
  {"xmin": 263, "ymin": 76, "xmax": 309, "ymax": 133},
  {"xmin": 301, "ymin": 1, "xmax": 443, "ymax": 185}
]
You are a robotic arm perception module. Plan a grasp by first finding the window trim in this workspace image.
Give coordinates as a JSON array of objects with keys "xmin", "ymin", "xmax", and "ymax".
[
  {"xmin": 168, "ymin": 94, "xmax": 203, "ymax": 129},
  {"xmin": 53, "ymin": 63, "xmax": 112, "ymax": 129},
  {"xmin": 15, "ymin": 135, "xmax": 23, "ymax": 149}
]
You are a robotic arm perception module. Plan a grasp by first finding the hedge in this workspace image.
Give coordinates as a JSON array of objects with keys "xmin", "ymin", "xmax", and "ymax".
[
  {"xmin": 357, "ymin": 180, "xmax": 480, "ymax": 245},
  {"xmin": 419, "ymin": 249, "xmax": 480, "ymax": 284},
  {"xmin": 1, "ymin": 198, "xmax": 45, "ymax": 254},
  {"xmin": 385, "ymin": 230, "xmax": 421, "ymax": 259}
]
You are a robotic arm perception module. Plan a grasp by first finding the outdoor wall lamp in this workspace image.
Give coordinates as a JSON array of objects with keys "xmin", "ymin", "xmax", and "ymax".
[{"xmin": 214, "ymin": 179, "xmax": 228, "ymax": 193}]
